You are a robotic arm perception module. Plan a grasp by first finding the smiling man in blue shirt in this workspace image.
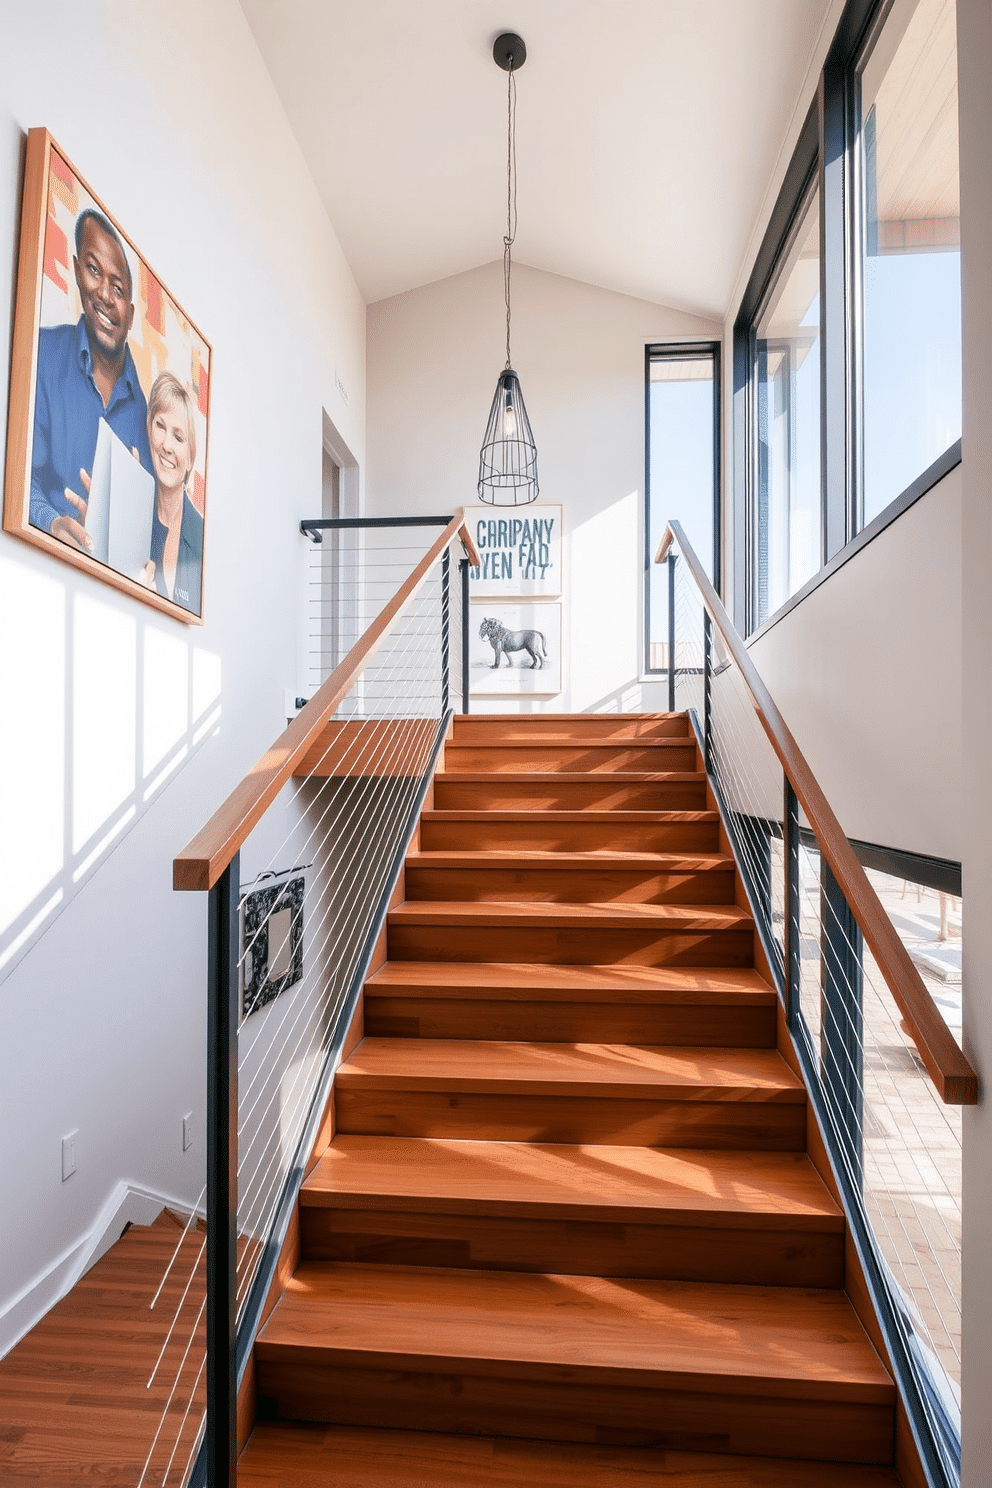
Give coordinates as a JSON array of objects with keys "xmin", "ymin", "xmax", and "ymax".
[{"xmin": 30, "ymin": 208, "xmax": 152, "ymax": 550}]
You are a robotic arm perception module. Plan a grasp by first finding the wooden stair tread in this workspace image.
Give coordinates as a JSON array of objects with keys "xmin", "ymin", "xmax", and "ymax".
[
  {"xmin": 445, "ymin": 740, "xmax": 695, "ymax": 752},
  {"xmin": 239, "ymin": 1422, "xmax": 901, "ymax": 1486},
  {"xmin": 406, "ymin": 851, "xmax": 736, "ymax": 870},
  {"xmin": 336, "ymin": 1039, "xmax": 805, "ymax": 1100},
  {"xmin": 302, "ymin": 1137, "xmax": 842, "ymax": 1229},
  {"xmin": 257, "ymin": 1261, "xmax": 893, "ymax": 1403},
  {"xmin": 366, "ymin": 962, "xmax": 776, "ymax": 1004},
  {"xmin": 389, "ymin": 901, "xmax": 752, "ymax": 929},
  {"xmin": 422, "ymin": 809, "xmax": 720, "ymax": 823},
  {"xmin": 440, "ymin": 771, "xmax": 707, "ymax": 783}
]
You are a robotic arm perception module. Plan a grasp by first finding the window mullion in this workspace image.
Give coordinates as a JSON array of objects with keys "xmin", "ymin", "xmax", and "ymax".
[{"xmin": 819, "ymin": 61, "xmax": 851, "ymax": 565}]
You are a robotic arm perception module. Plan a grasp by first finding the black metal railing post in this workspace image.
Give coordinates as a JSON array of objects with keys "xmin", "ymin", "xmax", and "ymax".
[
  {"xmin": 460, "ymin": 558, "xmax": 470, "ymax": 714},
  {"xmin": 820, "ymin": 860, "xmax": 864, "ymax": 1187},
  {"xmin": 206, "ymin": 855, "xmax": 239, "ymax": 1488},
  {"xmin": 784, "ymin": 781, "xmax": 800, "ymax": 1030},
  {"xmin": 703, "ymin": 609, "xmax": 712, "ymax": 774},
  {"xmin": 441, "ymin": 548, "xmax": 450, "ymax": 715},
  {"xmin": 667, "ymin": 552, "xmax": 677, "ymax": 713}
]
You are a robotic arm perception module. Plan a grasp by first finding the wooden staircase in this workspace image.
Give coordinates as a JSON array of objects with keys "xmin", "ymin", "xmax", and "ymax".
[{"xmin": 240, "ymin": 711, "xmax": 903, "ymax": 1486}]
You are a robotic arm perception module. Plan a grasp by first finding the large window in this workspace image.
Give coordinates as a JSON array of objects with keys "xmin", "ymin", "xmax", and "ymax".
[
  {"xmin": 645, "ymin": 344, "xmax": 719, "ymax": 673},
  {"xmin": 756, "ymin": 189, "xmax": 821, "ymax": 625},
  {"xmin": 736, "ymin": 0, "xmax": 962, "ymax": 635},
  {"xmin": 857, "ymin": 0, "xmax": 961, "ymax": 523}
]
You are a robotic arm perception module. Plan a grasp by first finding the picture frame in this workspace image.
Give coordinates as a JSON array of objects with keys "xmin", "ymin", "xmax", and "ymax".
[
  {"xmin": 464, "ymin": 503, "xmax": 562, "ymax": 598},
  {"xmin": 3, "ymin": 128, "xmax": 212, "ymax": 624},
  {"xmin": 470, "ymin": 601, "xmax": 563, "ymax": 696}
]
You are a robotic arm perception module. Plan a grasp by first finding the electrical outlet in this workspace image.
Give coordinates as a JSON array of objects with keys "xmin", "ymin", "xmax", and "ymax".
[
  {"xmin": 61, "ymin": 1131, "xmax": 78, "ymax": 1181},
  {"xmin": 183, "ymin": 1113, "xmax": 194, "ymax": 1152}
]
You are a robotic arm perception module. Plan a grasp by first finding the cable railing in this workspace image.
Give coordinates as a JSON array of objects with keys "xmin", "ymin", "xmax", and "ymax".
[
  {"xmin": 142, "ymin": 512, "xmax": 480, "ymax": 1488},
  {"xmin": 657, "ymin": 519, "xmax": 976, "ymax": 1488}
]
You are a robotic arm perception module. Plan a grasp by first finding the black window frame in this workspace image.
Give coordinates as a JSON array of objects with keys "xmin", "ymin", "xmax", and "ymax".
[
  {"xmin": 733, "ymin": 0, "xmax": 962, "ymax": 639},
  {"xmin": 643, "ymin": 340, "xmax": 721, "ymax": 676}
]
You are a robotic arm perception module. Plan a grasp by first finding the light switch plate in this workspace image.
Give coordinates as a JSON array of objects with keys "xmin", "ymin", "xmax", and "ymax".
[{"xmin": 61, "ymin": 1131, "xmax": 78, "ymax": 1181}]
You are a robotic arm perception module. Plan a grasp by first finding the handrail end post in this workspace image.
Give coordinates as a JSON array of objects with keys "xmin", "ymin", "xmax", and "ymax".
[
  {"xmin": 667, "ymin": 551, "xmax": 677, "ymax": 714},
  {"xmin": 703, "ymin": 609, "xmax": 712, "ymax": 774},
  {"xmin": 784, "ymin": 780, "xmax": 800, "ymax": 1031},
  {"xmin": 460, "ymin": 557, "xmax": 470, "ymax": 714},
  {"xmin": 206, "ymin": 853, "xmax": 239, "ymax": 1488}
]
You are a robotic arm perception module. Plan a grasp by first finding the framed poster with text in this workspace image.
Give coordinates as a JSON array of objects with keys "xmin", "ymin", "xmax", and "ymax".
[{"xmin": 464, "ymin": 504, "xmax": 562, "ymax": 598}]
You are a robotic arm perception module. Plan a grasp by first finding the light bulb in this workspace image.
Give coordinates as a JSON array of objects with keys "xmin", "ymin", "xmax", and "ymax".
[{"xmin": 502, "ymin": 395, "xmax": 517, "ymax": 440}]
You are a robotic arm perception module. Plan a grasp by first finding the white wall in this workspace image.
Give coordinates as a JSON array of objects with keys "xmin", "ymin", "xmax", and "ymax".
[
  {"xmin": 957, "ymin": 0, "xmax": 992, "ymax": 1480},
  {"xmin": 0, "ymin": 0, "xmax": 365, "ymax": 1353},
  {"xmin": 746, "ymin": 468, "xmax": 962, "ymax": 860},
  {"xmin": 366, "ymin": 260, "xmax": 719, "ymax": 713}
]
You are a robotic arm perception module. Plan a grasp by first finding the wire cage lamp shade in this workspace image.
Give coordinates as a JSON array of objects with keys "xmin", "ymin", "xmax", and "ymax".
[
  {"xmin": 477, "ymin": 32, "xmax": 539, "ymax": 507},
  {"xmin": 478, "ymin": 368, "xmax": 538, "ymax": 506}
]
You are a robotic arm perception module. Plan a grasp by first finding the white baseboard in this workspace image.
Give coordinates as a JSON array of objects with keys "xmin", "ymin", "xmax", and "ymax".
[{"xmin": 0, "ymin": 1180, "xmax": 202, "ymax": 1360}]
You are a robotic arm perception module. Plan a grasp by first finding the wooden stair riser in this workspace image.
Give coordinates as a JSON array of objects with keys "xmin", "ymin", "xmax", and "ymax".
[
  {"xmin": 432, "ymin": 778, "xmax": 709, "ymax": 811},
  {"xmin": 298, "ymin": 1208, "xmax": 844, "ymax": 1288},
  {"xmin": 419, "ymin": 813, "xmax": 721, "ymax": 853},
  {"xmin": 240, "ymin": 1423, "xmax": 904, "ymax": 1487},
  {"xmin": 453, "ymin": 715, "xmax": 692, "ymax": 743},
  {"xmin": 387, "ymin": 922, "xmax": 756, "ymax": 967},
  {"xmin": 443, "ymin": 744, "xmax": 700, "ymax": 773},
  {"xmin": 254, "ymin": 1361, "xmax": 893, "ymax": 1465},
  {"xmin": 334, "ymin": 1088, "xmax": 807, "ymax": 1149},
  {"xmin": 404, "ymin": 862, "xmax": 737, "ymax": 906},
  {"xmin": 364, "ymin": 994, "xmax": 776, "ymax": 1046}
]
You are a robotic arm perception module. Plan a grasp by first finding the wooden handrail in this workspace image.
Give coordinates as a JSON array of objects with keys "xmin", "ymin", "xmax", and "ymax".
[
  {"xmin": 657, "ymin": 520, "xmax": 978, "ymax": 1105},
  {"xmin": 174, "ymin": 513, "xmax": 480, "ymax": 893}
]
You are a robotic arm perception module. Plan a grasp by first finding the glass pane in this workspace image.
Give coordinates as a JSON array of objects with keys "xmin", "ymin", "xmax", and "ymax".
[
  {"xmin": 647, "ymin": 352, "xmax": 715, "ymax": 671},
  {"xmin": 859, "ymin": 0, "xmax": 961, "ymax": 523},
  {"xmin": 755, "ymin": 192, "xmax": 821, "ymax": 626}
]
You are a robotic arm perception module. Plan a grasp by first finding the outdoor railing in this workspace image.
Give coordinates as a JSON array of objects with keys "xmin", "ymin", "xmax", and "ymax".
[{"xmin": 657, "ymin": 519, "xmax": 976, "ymax": 1488}]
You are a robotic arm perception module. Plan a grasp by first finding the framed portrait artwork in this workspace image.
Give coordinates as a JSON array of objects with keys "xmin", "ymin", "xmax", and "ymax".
[
  {"xmin": 464, "ymin": 504, "xmax": 562, "ymax": 598},
  {"xmin": 470, "ymin": 601, "xmax": 563, "ymax": 697},
  {"xmin": 2, "ymin": 128, "xmax": 211, "ymax": 623}
]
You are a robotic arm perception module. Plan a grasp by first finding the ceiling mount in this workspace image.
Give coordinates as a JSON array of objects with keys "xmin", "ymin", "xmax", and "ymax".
[{"xmin": 493, "ymin": 32, "xmax": 526, "ymax": 71}]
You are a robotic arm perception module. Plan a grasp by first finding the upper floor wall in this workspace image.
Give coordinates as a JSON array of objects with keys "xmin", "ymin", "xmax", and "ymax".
[{"xmin": 366, "ymin": 259, "xmax": 719, "ymax": 714}]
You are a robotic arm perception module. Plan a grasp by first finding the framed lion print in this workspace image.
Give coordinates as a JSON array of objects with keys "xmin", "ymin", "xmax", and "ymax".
[
  {"xmin": 470, "ymin": 601, "xmax": 563, "ymax": 696},
  {"xmin": 3, "ymin": 128, "xmax": 211, "ymax": 623}
]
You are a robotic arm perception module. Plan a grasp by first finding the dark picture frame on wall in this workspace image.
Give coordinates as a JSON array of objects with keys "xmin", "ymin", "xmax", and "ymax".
[{"xmin": 3, "ymin": 127, "xmax": 211, "ymax": 623}]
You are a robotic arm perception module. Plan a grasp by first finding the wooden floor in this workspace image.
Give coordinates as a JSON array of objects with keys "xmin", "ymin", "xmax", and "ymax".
[
  {"xmin": 243, "ymin": 712, "xmax": 904, "ymax": 1486},
  {"xmin": 0, "ymin": 1211, "xmax": 206, "ymax": 1486}
]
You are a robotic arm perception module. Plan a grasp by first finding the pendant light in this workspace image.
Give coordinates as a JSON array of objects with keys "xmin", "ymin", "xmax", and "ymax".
[{"xmin": 478, "ymin": 32, "xmax": 539, "ymax": 506}]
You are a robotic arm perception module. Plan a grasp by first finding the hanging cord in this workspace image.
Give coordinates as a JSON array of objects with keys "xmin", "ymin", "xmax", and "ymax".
[{"xmin": 504, "ymin": 61, "xmax": 517, "ymax": 370}]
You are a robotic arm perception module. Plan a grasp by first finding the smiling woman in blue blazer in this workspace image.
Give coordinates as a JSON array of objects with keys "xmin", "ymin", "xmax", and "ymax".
[{"xmin": 145, "ymin": 371, "xmax": 203, "ymax": 615}]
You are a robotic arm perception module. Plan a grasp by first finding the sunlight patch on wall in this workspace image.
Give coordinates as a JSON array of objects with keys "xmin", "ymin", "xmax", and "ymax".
[
  {"xmin": 568, "ymin": 491, "xmax": 639, "ymax": 711},
  {"xmin": 0, "ymin": 558, "xmax": 66, "ymax": 934},
  {"xmin": 72, "ymin": 595, "xmax": 137, "ymax": 853},
  {"xmin": 193, "ymin": 646, "xmax": 222, "ymax": 717},
  {"xmin": 144, "ymin": 627, "xmax": 189, "ymax": 778},
  {"xmin": 0, "ymin": 557, "xmax": 222, "ymax": 983}
]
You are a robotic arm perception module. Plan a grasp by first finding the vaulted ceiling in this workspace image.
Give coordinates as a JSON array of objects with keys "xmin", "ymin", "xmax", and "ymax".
[{"xmin": 240, "ymin": 0, "xmax": 839, "ymax": 317}]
